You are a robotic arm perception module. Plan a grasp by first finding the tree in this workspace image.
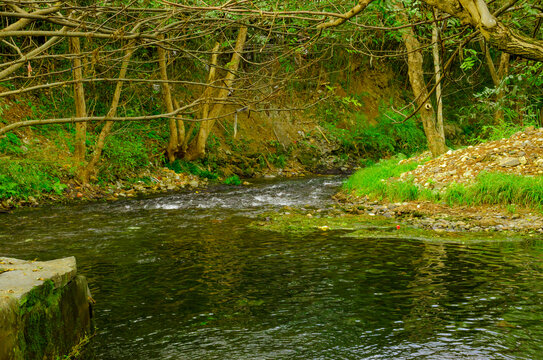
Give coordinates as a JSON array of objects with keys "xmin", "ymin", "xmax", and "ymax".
[
  {"xmin": 1, "ymin": 0, "xmax": 541, "ymax": 170},
  {"xmin": 394, "ymin": 1, "xmax": 447, "ymax": 156}
]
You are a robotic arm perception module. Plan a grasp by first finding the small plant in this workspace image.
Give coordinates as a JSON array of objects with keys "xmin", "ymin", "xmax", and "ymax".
[
  {"xmin": 223, "ymin": 175, "xmax": 241, "ymax": 185},
  {"xmin": 98, "ymin": 133, "xmax": 150, "ymax": 182},
  {"xmin": 268, "ymin": 153, "xmax": 287, "ymax": 168},
  {"xmin": 507, "ymin": 204, "xmax": 517, "ymax": 214},
  {"xmin": 0, "ymin": 132, "xmax": 23, "ymax": 155}
]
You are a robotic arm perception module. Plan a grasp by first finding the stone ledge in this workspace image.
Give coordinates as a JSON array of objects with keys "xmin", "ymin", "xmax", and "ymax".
[
  {"xmin": 0, "ymin": 257, "xmax": 77, "ymax": 301},
  {"xmin": 0, "ymin": 257, "xmax": 93, "ymax": 360}
]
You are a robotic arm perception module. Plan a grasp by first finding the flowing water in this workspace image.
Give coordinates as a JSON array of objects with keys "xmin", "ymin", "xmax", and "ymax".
[{"xmin": 0, "ymin": 177, "xmax": 542, "ymax": 359}]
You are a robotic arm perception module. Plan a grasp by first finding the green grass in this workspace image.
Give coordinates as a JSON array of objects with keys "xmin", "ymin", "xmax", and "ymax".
[
  {"xmin": 343, "ymin": 157, "xmax": 429, "ymax": 202},
  {"xmin": 345, "ymin": 157, "xmax": 543, "ymax": 211},
  {"xmin": 441, "ymin": 172, "xmax": 543, "ymax": 210}
]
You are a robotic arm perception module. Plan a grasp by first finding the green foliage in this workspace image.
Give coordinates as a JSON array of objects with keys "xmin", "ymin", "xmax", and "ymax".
[
  {"xmin": 458, "ymin": 61, "xmax": 542, "ymax": 143},
  {"xmin": 98, "ymin": 134, "xmax": 150, "ymax": 182},
  {"xmin": 0, "ymin": 132, "xmax": 23, "ymax": 155},
  {"xmin": 0, "ymin": 160, "xmax": 67, "ymax": 200},
  {"xmin": 266, "ymin": 140, "xmax": 291, "ymax": 168},
  {"xmin": 320, "ymin": 103, "xmax": 427, "ymax": 159},
  {"xmin": 166, "ymin": 159, "xmax": 218, "ymax": 179},
  {"xmin": 268, "ymin": 153, "xmax": 287, "ymax": 168},
  {"xmin": 472, "ymin": 120, "xmax": 531, "ymax": 143},
  {"xmin": 460, "ymin": 48, "xmax": 479, "ymax": 71},
  {"xmin": 223, "ymin": 175, "xmax": 241, "ymax": 185}
]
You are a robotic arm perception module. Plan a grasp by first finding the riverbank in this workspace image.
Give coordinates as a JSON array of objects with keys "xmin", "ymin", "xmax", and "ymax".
[
  {"xmin": 333, "ymin": 193, "xmax": 543, "ymax": 234},
  {"xmin": 0, "ymin": 160, "xmax": 320, "ymax": 212},
  {"xmin": 0, "ymin": 166, "xmax": 209, "ymax": 212},
  {"xmin": 336, "ymin": 127, "xmax": 543, "ymax": 234}
]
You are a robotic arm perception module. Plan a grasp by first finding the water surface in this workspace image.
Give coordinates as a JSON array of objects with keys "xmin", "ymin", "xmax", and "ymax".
[{"xmin": 0, "ymin": 177, "xmax": 542, "ymax": 359}]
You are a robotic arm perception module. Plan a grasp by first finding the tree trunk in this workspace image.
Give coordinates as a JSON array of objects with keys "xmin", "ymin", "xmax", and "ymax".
[
  {"xmin": 480, "ymin": 40, "xmax": 510, "ymax": 122},
  {"xmin": 158, "ymin": 39, "xmax": 179, "ymax": 163},
  {"xmin": 184, "ymin": 26, "xmax": 248, "ymax": 160},
  {"xmin": 180, "ymin": 42, "xmax": 221, "ymax": 153},
  {"xmin": 397, "ymin": 3, "xmax": 447, "ymax": 157},
  {"xmin": 494, "ymin": 52, "xmax": 510, "ymax": 122},
  {"xmin": 80, "ymin": 44, "xmax": 135, "ymax": 183},
  {"xmin": 432, "ymin": 10, "xmax": 445, "ymax": 138},
  {"xmin": 71, "ymin": 37, "xmax": 87, "ymax": 163}
]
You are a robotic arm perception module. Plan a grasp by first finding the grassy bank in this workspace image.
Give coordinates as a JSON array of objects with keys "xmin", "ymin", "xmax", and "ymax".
[{"xmin": 344, "ymin": 157, "xmax": 543, "ymax": 212}]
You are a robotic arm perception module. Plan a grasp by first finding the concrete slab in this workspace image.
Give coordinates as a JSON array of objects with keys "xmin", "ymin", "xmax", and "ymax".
[{"xmin": 0, "ymin": 256, "xmax": 76, "ymax": 301}]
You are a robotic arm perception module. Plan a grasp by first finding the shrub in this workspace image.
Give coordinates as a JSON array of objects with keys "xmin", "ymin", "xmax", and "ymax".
[
  {"xmin": 223, "ymin": 175, "xmax": 241, "ymax": 185},
  {"xmin": 0, "ymin": 132, "xmax": 23, "ymax": 155}
]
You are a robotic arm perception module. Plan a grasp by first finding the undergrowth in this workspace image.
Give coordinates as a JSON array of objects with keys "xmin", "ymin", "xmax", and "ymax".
[
  {"xmin": 0, "ymin": 159, "xmax": 67, "ymax": 200},
  {"xmin": 98, "ymin": 134, "xmax": 150, "ymax": 183},
  {"xmin": 318, "ymin": 100, "xmax": 427, "ymax": 160}
]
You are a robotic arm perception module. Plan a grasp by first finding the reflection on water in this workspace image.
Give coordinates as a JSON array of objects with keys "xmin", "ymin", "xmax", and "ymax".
[{"xmin": 0, "ymin": 177, "xmax": 542, "ymax": 359}]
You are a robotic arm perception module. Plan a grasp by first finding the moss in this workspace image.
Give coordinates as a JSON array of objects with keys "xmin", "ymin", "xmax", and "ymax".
[
  {"xmin": 251, "ymin": 211, "xmax": 528, "ymax": 243},
  {"xmin": 17, "ymin": 280, "xmax": 64, "ymax": 359},
  {"xmin": 13, "ymin": 277, "xmax": 93, "ymax": 360},
  {"xmin": 251, "ymin": 210, "xmax": 398, "ymax": 234}
]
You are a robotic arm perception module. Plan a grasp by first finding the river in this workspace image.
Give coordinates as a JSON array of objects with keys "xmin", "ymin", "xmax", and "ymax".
[{"xmin": 0, "ymin": 177, "xmax": 542, "ymax": 359}]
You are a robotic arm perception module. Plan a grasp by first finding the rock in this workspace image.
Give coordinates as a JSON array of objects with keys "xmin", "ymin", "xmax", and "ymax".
[
  {"xmin": 519, "ymin": 156, "xmax": 527, "ymax": 165},
  {"xmin": 499, "ymin": 157, "xmax": 521, "ymax": 167},
  {"xmin": 0, "ymin": 257, "xmax": 93, "ymax": 359}
]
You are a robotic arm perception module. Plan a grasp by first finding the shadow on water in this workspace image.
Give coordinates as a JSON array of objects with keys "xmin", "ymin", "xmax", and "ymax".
[{"xmin": 0, "ymin": 176, "xmax": 542, "ymax": 359}]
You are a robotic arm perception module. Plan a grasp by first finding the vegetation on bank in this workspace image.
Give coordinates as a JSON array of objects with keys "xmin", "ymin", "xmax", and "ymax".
[
  {"xmin": 0, "ymin": 1, "xmax": 541, "ymax": 206},
  {"xmin": 344, "ymin": 156, "xmax": 543, "ymax": 212}
]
